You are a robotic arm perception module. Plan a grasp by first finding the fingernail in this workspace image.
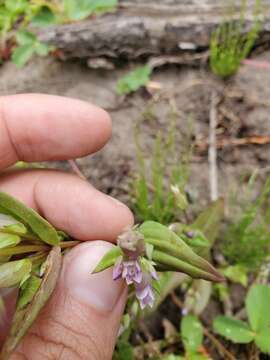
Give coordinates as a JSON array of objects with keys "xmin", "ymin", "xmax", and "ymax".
[{"xmin": 64, "ymin": 241, "xmax": 125, "ymax": 312}]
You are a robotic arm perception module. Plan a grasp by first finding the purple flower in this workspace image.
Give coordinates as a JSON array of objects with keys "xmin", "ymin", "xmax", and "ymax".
[
  {"xmin": 113, "ymin": 257, "xmax": 143, "ymax": 285},
  {"xmin": 136, "ymin": 282, "xmax": 155, "ymax": 309},
  {"xmin": 122, "ymin": 260, "xmax": 142, "ymax": 285},
  {"xmin": 113, "ymin": 256, "xmax": 123, "ymax": 280},
  {"xmin": 135, "ymin": 272, "xmax": 156, "ymax": 309}
]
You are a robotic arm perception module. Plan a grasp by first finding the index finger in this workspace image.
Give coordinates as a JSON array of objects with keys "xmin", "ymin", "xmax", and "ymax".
[{"xmin": 0, "ymin": 94, "xmax": 112, "ymax": 170}]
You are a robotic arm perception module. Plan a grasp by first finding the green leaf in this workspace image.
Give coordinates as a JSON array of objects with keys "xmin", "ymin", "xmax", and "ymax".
[
  {"xmin": 12, "ymin": 44, "xmax": 34, "ymax": 68},
  {"xmin": 31, "ymin": 6, "xmax": 56, "ymax": 26},
  {"xmin": 64, "ymin": 0, "xmax": 117, "ymax": 20},
  {"xmin": 5, "ymin": 0, "xmax": 28, "ymax": 14},
  {"xmin": 34, "ymin": 41, "xmax": 50, "ymax": 56},
  {"xmin": 246, "ymin": 284, "xmax": 270, "ymax": 332},
  {"xmin": 93, "ymin": 246, "xmax": 122, "ymax": 273},
  {"xmin": 0, "ymin": 192, "xmax": 59, "ymax": 246},
  {"xmin": 181, "ymin": 314, "xmax": 203, "ymax": 353},
  {"xmin": 116, "ymin": 65, "xmax": 152, "ymax": 95},
  {"xmin": 1, "ymin": 247, "xmax": 62, "ymax": 358},
  {"xmin": 140, "ymin": 221, "xmax": 223, "ymax": 282},
  {"xmin": 162, "ymin": 355, "xmax": 183, "ymax": 360},
  {"xmin": 254, "ymin": 327, "xmax": 270, "ymax": 354},
  {"xmin": 0, "ymin": 233, "xmax": 21, "ymax": 249},
  {"xmin": 213, "ymin": 316, "xmax": 254, "ymax": 344},
  {"xmin": 113, "ymin": 339, "xmax": 134, "ymax": 360},
  {"xmin": 0, "ymin": 259, "xmax": 32, "ymax": 288},
  {"xmin": 15, "ymin": 31, "xmax": 36, "ymax": 46},
  {"xmin": 223, "ymin": 265, "xmax": 248, "ymax": 287}
]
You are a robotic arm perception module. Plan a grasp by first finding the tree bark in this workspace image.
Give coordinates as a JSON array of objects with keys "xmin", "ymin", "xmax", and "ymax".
[{"xmin": 39, "ymin": 0, "xmax": 270, "ymax": 61}]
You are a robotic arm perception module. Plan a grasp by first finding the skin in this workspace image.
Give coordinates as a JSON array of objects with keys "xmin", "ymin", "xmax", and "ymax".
[{"xmin": 0, "ymin": 94, "xmax": 134, "ymax": 359}]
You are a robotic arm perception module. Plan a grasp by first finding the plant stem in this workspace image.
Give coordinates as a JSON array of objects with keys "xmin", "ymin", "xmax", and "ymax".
[
  {"xmin": 0, "ymin": 245, "xmax": 49, "ymax": 256},
  {"xmin": 59, "ymin": 241, "xmax": 80, "ymax": 248}
]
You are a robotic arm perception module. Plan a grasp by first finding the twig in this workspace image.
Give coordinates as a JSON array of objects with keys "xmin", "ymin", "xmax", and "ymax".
[
  {"xmin": 68, "ymin": 160, "xmax": 87, "ymax": 180},
  {"xmin": 203, "ymin": 327, "xmax": 237, "ymax": 360},
  {"xmin": 208, "ymin": 92, "xmax": 219, "ymax": 202},
  {"xmin": 195, "ymin": 135, "xmax": 270, "ymax": 151}
]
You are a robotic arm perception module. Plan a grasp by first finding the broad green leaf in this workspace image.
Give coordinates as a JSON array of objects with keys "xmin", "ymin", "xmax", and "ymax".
[
  {"xmin": 246, "ymin": 284, "xmax": 270, "ymax": 332},
  {"xmin": 0, "ymin": 192, "xmax": 59, "ymax": 245},
  {"xmin": 223, "ymin": 265, "xmax": 248, "ymax": 287},
  {"xmin": 1, "ymin": 247, "xmax": 62, "ymax": 358},
  {"xmin": 15, "ymin": 31, "xmax": 36, "ymax": 46},
  {"xmin": 116, "ymin": 65, "xmax": 152, "ymax": 95},
  {"xmin": 254, "ymin": 327, "xmax": 270, "ymax": 354},
  {"xmin": 64, "ymin": 0, "xmax": 117, "ymax": 20},
  {"xmin": 5, "ymin": 0, "xmax": 28, "ymax": 14},
  {"xmin": 0, "ymin": 259, "xmax": 32, "ymax": 288},
  {"xmin": 213, "ymin": 316, "xmax": 254, "ymax": 344},
  {"xmin": 31, "ymin": 6, "xmax": 56, "ymax": 26},
  {"xmin": 192, "ymin": 199, "xmax": 224, "ymax": 245},
  {"xmin": 181, "ymin": 314, "xmax": 203, "ymax": 353},
  {"xmin": 93, "ymin": 246, "xmax": 122, "ymax": 273},
  {"xmin": 0, "ymin": 233, "xmax": 21, "ymax": 249},
  {"xmin": 34, "ymin": 41, "xmax": 50, "ymax": 56},
  {"xmin": 12, "ymin": 44, "xmax": 34, "ymax": 68},
  {"xmin": 63, "ymin": 0, "xmax": 92, "ymax": 20},
  {"xmin": 113, "ymin": 339, "xmax": 134, "ymax": 360}
]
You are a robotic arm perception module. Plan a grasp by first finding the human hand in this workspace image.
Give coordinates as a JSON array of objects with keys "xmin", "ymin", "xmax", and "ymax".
[{"xmin": 0, "ymin": 94, "xmax": 133, "ymax": 359}]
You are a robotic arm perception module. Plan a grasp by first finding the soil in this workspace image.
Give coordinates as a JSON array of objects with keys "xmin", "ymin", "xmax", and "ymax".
[{"xmin": 1, "ymin": 52, "xmax": 270, "ymax": 359}]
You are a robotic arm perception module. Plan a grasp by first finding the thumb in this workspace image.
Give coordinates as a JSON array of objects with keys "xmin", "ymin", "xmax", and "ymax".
[{"xmin": 11, "ymin": 241, "xmax": 127, "ymax": 360}]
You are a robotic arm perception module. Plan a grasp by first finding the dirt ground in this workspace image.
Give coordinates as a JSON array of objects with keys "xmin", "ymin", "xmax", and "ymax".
[
  {"xmin": 1, "ymin": 53, "xmax": 270, "ymax": 358},
  {"xmin": 1, "ymin": 53, "xmax": 270, "ymax": 207}
]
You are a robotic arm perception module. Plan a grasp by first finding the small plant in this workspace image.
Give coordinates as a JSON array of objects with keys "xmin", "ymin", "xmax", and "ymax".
[
  {"xmin": 213, "ymin": 284, "xmax": 270, "ymax": 354},
  {"xmin": 210, "ymin": 0, "xmax": 261, "ymax": 78},
  {"xmin": 116, "ymin": 65, "xmax": 152, "ymax": 95},
  {"xmin": 221, "ymin": 174, "xmax": 270, "ymax": 271},
  {"xmin": 0, "ymin": 191, "xmax": 223, "ymax": 358},
  {"xmin": 0, "ymin": 0, "xmax": 118, "ymax": 67},
  {"xmin": 11, "ymin": 30, "xmax": 51, "ymax": 68},
  {"xmin": 130, "ymin": 116, "xmax": 192, "ymax": 224}
]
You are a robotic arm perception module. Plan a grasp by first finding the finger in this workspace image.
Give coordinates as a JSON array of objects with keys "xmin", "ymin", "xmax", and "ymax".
[
  {"xmin": 0, "ymin": 169, "xmax": 134, "ymax": 241},
  {"xmin": 0, "ymin": 94, "xmax": 111, "ymax": 170},
  {"xmin": 11, "ymin": 241, "xmax": 127, "ymax": 360}
]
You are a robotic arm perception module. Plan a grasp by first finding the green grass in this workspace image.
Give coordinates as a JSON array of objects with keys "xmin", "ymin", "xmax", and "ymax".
[
  {"xmin": 210, "ymin": 0, "xmax": 261, "ymax": 78},
  {"xmin": 222, "ymin": 173, "xmax": 270, "ymax": 271},
  {"xmin": 130, "ymin": 113, "xmax": 192, "ymax": 224}
]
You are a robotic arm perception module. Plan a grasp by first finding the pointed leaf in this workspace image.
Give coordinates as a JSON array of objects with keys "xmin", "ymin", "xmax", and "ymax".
[
  {"xmin": 254, "ymin": 327, "xmax": 270, "ymax": 354},
  {"xmin": 246, "ymin": 284, "xmax": 270, "ymax": 332},
  {"xmin": 0, "ymin": 233, "xmax": 21, "ymax": 249},
  {"xmin": 31, "ymin": 6, "xmax": 56, "ymax": 26},
  {"xmin": 0, "ymin": 259, "xmax": 32, "ymax": 288},
  {"xmin": 213, "ymin": 316, "xmax": 254, "ymax": 344},
  {"xmin": 93, "ymin": 246, "xmax": 122, "ymax": 273},
  {"xmin": 140, "ymin": 221, "xmax": 223, "ymax": 282},
  {"xmin": 1, "ymin": 247, "xmax": 62, "ymax": 358},
  {"xmin": 0, "ymin": 192, "xmax": 59, "ymax": 245},
  {"xmin": 181, "ymin": 314, "xmax": 203, "ymax": 353}
]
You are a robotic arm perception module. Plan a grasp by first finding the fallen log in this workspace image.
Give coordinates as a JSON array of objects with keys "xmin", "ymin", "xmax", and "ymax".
[{"xmin": 39, "ymin": 0, "xmax": 270, "ymax": 61}]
